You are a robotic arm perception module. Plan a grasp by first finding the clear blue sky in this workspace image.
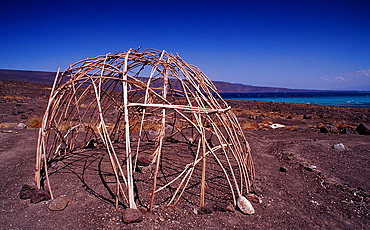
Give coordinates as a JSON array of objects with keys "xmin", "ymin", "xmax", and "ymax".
[{"xmin": 1, "ymin": 0, "xmax": 370, "ymax": 90}]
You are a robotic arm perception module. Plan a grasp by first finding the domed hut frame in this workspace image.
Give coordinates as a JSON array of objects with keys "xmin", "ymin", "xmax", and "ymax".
[{"xmin": 35, "ymin": 48, "xmax": 255, "ymax": 212}]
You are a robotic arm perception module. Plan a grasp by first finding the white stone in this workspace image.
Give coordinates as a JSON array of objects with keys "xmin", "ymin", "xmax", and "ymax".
[
  {"xmin": 269, "ymin": 123, "xmax": 285, "ymax": 129},
  {"xmin": 237, "ymin": 196, "xmax": 255, "ymax": 215},
  {"xmin": 333, "ymin": 143, "xmax": 346, "ymax": 150},
  {"xmin": 17, "ymin": 123, "xmax": 27, "ymax": 129}
]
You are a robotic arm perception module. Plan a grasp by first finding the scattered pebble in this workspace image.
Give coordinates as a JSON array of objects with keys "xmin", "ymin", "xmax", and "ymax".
[
  {"xmin": 136, "ymin": 156, "xmax": 150, "ymax": 166},
  {"xmin": 279, "ymin": 167, "xmax": 287, "ymax": 172},
  {"xmin": 83, "ymin": 139, "xmax": 97, "ymax": 149},
  {"xmin": 50, "ymin": 161, "xmax": 59, "ymax": 169},
  {"xmin": 304, "ymin": 165, "xmax": 317, "ymax": 172},
  {"xmin": 225, "ymin": 202, "xmax": 236, "ymax": 212},
  {"xmin": 213, "ymin": 202, "xmax": 228, "ymax": 212},
  {"xmin": 333, "ymin": 143, "xmax": 346, "ymax": 150},
  {"xmin": 137, "ymin": 206, "xmax": 148, "ymax": 214},
  {"xmin": 19, "ymin": 184, "xmax": 36, "ymax": 199},
  {"xmin": 20, "ymin": 114, "xmax": 28, "ymax": 119},
  {"xmin": 303, "ymin": 114, "xmax": 313, "ymax": 119},
  {"xmin": 310, "ymin": 200, "xmax": 319, "ymax": 205},
  {"xmin": 269, "ymin": 123, "xmax": 285, "ymax": 129},
  {"xmin": 30, "ymin": 189, "xmax": 51, "ymax": 203},
  {"xmin": 246, "ymin": 193, "xmax": 262, "ymax": 204},
  {"xmin": 17, "ymin": 123, "xmax": 27, "ymax": 129},
  {"xmin": 198, "ymin": 203, "xmax": 214, "ymax": 214},
  {"xmin": 320, "ymin": 125, "xmax": 338, "ymax": 134},
  {"xmin": 1, "ymin": 130, "xmax": 16, "ymax": 133},
  {"xmin": 237, "ymin": 196, "xmax": 255, "ymax": 215},
  {"xmin": 137, "ymin": 165, "xmax": 152, "ymax": 174},
  {"xmin": 48, "ymin": 197, "xmax": 69, "ymax": 211},
  {"xmin": 122, "ymin": 208, "xmax": 143, "ymax": 224},
  {"xmin": 340, "ymin": 127, "xmax": 355, "ymax": 134}
]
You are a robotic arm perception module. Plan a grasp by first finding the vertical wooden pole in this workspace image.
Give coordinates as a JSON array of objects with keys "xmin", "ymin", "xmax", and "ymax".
[
  {"xmin": 200, "ymin": 121, "xmax": 206, "ymax": 207},
  {"xmin": 123, "ymin": 50, "xmax": 137, "ymax": 209},
  {"xmin": 149, "ymin": 54, "xmax": 167, "ymax": 212}
]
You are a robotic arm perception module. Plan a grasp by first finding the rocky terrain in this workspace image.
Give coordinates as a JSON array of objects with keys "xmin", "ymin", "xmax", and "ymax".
[{"xmin": 0, "ymin": 79, "xmax": 369, "ymax": 229}]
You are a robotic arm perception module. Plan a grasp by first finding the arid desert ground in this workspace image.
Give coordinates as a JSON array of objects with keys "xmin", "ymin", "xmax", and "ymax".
[{"xmin": 1, "ymin": 79, "xmax": 369, "ymax": 229}]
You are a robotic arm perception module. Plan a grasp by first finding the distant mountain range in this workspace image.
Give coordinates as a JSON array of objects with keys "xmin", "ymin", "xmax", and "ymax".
[
  {"xmin": 212, "ymin": 82, "xmax": 311, "ymax": 93},
  {"xmin": 0, "ymin": 69, "xmax": 57, "ymax": 85},
  {"xmin": 0, "ymin": 69, "xmax": 313, "ymax": 93},
  {"xmin": 342, "ymin": 85, "xmax": 370, "ymax": 91}
]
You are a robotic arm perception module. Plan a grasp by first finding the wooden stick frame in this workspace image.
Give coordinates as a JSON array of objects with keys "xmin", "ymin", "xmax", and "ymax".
[{"xmin": 35, "ymin": 48, "xmax": 255, "ymax": 211}]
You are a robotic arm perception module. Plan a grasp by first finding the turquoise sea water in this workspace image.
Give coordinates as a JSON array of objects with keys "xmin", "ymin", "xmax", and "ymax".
[{"xmin": 219, "ymin": 91, "xmax": 370, "ymax": 108}]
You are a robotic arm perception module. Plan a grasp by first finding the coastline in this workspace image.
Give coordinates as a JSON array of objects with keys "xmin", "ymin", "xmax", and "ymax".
[{"xmin": 220, "ymin": 91, "xmax": 370, "ymax": 108}]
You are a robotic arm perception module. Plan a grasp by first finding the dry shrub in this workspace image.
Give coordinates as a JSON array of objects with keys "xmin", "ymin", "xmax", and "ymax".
[
  {"xmin": 232, "ymin": 109, "xmax": 243, "ymax": 115},
  {"xmin": 241, "ymin": 121, "xmax": 258, "ymax": 130},
  {"xmin": 258, "ymin": 123, "xmax": 268, "ymax": 129},
  {"xmin": 0, "ymin": 122, "xmax": 12, "ymax": 128},
  {"xmin": 232, "ymin": 108, "xmax": 259, "ymax": 118},
  {"xmin": 60, "ymin": 125, "xmax": 72, "ymax": 131},
  {"xmin": 28, "ymin": 117, "xmax": 42, "ymax": 128},
  {"xmin": 129, "ymin": 122, "xmax": 141, "ymax": 133},
  {"xmin": 143, "ymin": 122, "xmax": 161, "ymax": 131},
  {"xmin": 84, "ymin": 125, "xmax": 96, "ymax": 133},
  {"xmin": 336, "ymin": 123, "xmax": 349, "ymax": 129},
  {"xmin": 317, "ymin": 123, "xmax": 325, "ymax": 129},
  {"xmin": 285, "ymin": 125, "xmax": 299, "ymax": 131},
  {"xmin": 129, "ymin": 119, "xmax": 162, "ymax": 133},
  {"xmin": 2, "ymin": 95, "xmax": 30, "ymax": 100}
]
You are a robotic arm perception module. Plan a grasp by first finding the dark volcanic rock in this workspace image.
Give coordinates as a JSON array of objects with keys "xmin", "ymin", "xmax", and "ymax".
[
  {"xmin": 214, "ymin": 202, "xmax": 227, "ymax": 212},
  {"xmin": 136, "ymin": 156, "xmax": 150, "ymax": 167},
  {"xmin": 11, "ymin": 111, "xmax": 22, "ymax": 116},
  {"xmin": 136, "ymin": 156, "xmax": 152, "ymax": 173},
  {"xmin": 320, "ymin": 125, "xmax": 339, "ymax": 134},
  {"xmin": 82, "ymin": 139, "xmax": 96, "ymax": 149},
  {"xmin": 319, "ymin": 126, "xmax": 329, "ymax": 133},
  {"xmin": 340, "ymin": 126, "xmax": 356, "ymax": 134},
  {"xmin": 279, "ymin": 167, "xmax": 287, "ymax": 172},
  {"xmin": 20, "ymin": 113, "xmax": 28, "ymax": 119},
  {"xmin": 356, "ymin": 123, "xmax": 370, "ymax": 135},
  {"xmin": 303, "ymin": 114, "xmax": 313, "ymax": 119},
  {"xmin": 30, "ymin": 189, "xmax": 51, "ymax": 203},
  {"xmin": 19, "ymin": 184, "xmax": 36, "ymax": 199},
  {"xmin": 122, "ymin": 208, "xmax": 143, "ymax": 224},
  {"xmin": 198, "ymin": 203, "xmax": 214, "ymax": 214}
]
